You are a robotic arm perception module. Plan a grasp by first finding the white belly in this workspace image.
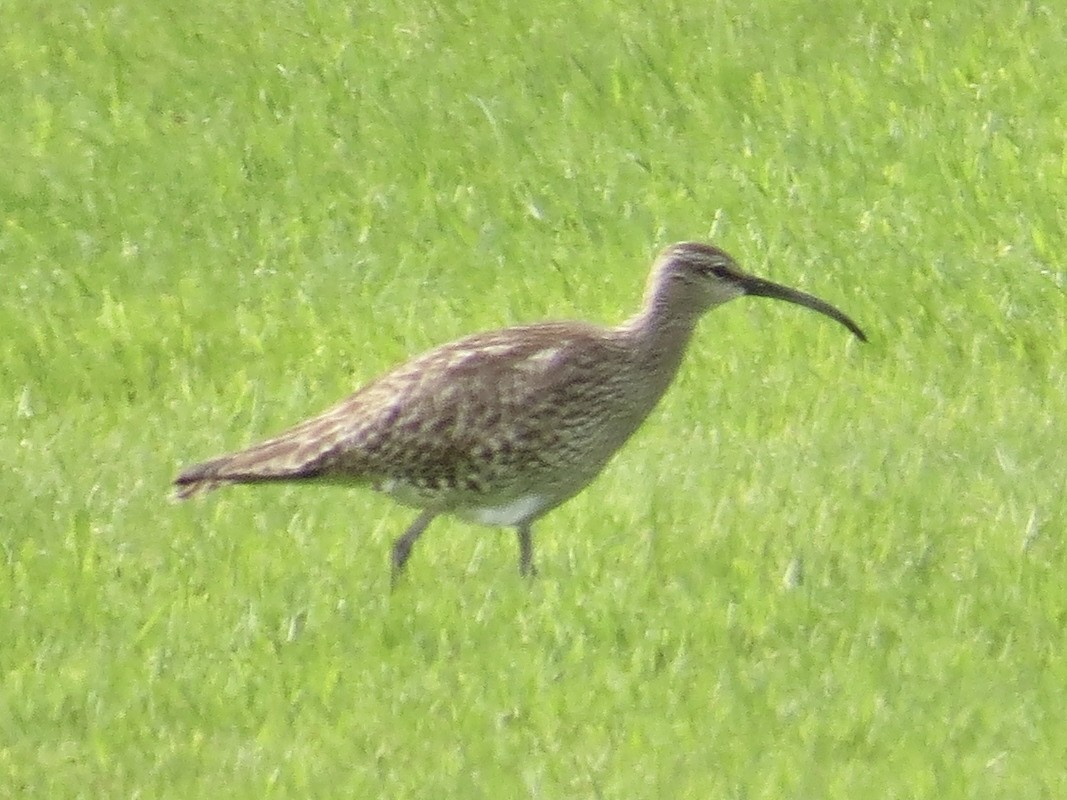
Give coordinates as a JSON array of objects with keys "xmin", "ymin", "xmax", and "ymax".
[{"xmin": 462, "ymin": 494, "xmax": 549, "ymax": 527}]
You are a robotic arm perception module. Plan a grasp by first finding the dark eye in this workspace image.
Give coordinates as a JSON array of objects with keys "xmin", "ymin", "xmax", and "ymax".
[{"xmin": 701, "ymin": 259, "xmax": 730, "ymax": 278}]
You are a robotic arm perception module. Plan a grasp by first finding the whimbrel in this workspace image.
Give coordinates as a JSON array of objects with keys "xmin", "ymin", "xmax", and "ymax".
[{"xmin": 175, "ymin": 242, "xmax": 866, "ymax": 579}]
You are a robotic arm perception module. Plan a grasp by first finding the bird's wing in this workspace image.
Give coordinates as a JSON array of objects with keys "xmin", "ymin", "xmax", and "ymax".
[
  {"xmin": 173, "ymin": 323, "xmax": 620, "ymax": 496},
  {"xmin": 324, "ymin": 322, "xmax": 622, "ymax": 481}
]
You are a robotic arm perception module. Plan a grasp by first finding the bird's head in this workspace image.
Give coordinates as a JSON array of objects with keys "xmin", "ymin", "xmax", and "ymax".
[{"xmin": 648, "ymin": 241, "xmax": 867, "ymax": 341}]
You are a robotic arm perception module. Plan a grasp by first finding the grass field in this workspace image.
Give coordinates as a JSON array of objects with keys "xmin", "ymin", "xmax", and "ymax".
[{"xmin": 3, "ymin": 0, "xmax": 1066, "ymax": 796}]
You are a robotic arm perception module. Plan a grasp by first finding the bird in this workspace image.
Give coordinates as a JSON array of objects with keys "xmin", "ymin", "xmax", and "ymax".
[{"xmin": 174, "ymin": 242, "xmax": 866, "ymax": 580}]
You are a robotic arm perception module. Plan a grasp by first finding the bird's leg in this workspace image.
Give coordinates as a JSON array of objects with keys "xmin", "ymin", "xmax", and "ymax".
[
  {"xmin": 516, "ymin": 523, "xmax": 537, "ymax": 577},
  {"xmin": 391, "ymin": 511, "xmax": 435, "ymax": 586}
]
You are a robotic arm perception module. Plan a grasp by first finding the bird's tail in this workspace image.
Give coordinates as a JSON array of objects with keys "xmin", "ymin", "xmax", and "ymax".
[
  {"xmin": 173, "ymin": 431, "xmax": 335, "ymax": 500},
  {"xmin": 173, "ymin": 392, "xmax": 376, "ymax": 500}
]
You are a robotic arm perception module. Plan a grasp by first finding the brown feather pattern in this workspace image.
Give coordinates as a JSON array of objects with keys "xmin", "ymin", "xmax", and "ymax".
[{"xmin": 174, "ymin": 242, "xmax": 865, "ymax": 577}]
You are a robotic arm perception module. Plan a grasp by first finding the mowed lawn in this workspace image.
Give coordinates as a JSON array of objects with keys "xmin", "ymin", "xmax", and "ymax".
[{"xmin": 2, "ymin": 0, "xmax": 1065, "ymax": 796}]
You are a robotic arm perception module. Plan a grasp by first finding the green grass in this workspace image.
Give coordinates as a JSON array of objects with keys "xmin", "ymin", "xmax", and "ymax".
[{"xmin": 2, "ymin": 0, "xmax": 1065, "ymax": 796}]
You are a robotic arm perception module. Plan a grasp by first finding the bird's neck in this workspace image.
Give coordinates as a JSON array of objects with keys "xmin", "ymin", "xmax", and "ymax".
[{"xmin": 615, "ymin": 301, "xmax": 702, "ymax": 401}]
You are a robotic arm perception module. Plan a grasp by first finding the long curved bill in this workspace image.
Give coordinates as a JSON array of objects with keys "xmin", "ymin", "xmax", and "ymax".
[{"xmin": 739, "ymin": 275, "xmax": 867, "ymax": 342}]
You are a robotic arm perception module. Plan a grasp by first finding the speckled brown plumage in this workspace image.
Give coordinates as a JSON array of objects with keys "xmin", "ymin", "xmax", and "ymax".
[{"xmin": 174, "ymin": 241, "xmax": 866, "ymax": 579}]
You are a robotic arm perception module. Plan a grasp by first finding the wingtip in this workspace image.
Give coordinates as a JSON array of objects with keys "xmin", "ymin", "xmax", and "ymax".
[
  {"xmin": 172, "ymin": 460, "xmax": 220, "ymax": 500},
  {"xmin": 171, "ymin": 480, "xmax": 204, "ymax": 501}
]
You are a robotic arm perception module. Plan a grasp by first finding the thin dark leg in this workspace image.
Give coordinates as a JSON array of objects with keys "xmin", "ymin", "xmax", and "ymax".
[
  {"xmin": 516, "ymin": 523, "xmax": 537, "ymax": 577},
  {"xmin": 391, "ymin": 511, "xmax": 435, "ymax": 586}
]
